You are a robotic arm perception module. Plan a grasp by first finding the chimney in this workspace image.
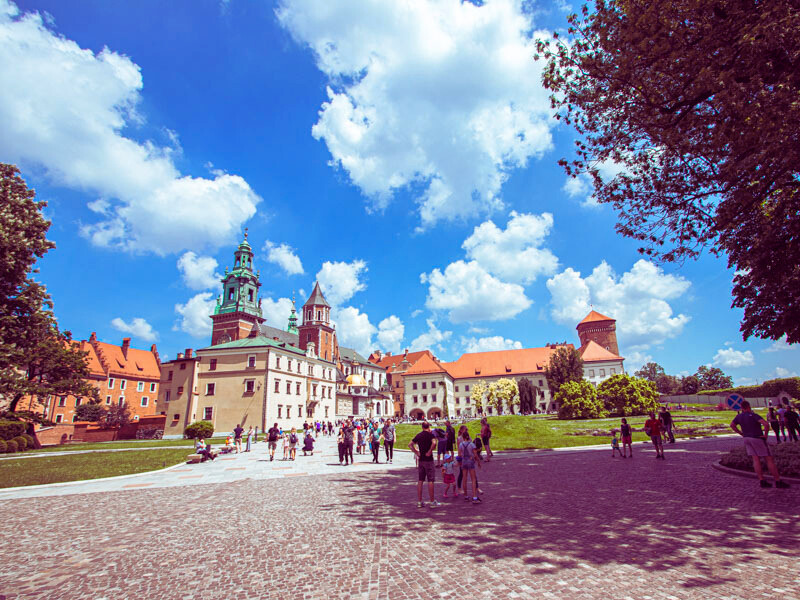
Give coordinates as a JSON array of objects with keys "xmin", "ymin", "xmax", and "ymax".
[
  {"xmin": 386, "ymin": 351, "xmax": 392, "ymax": 356},
  {"xmin": 121, "ymin": 337, "xmax": 131, "ymax": 358},
  {"xmin": 89, "ymin": 332, "xmax": 97, "ymax": 342},
  {"xmin": 177, "ymin": 352, "xmax": 184, "ymax": 360},
  {"xmin": 184, "ymin": 348, "xmax": 193, "ymax": 359},
  {"xmin": 403, "ymin": 348, "xmax": 408, "ymax": 357}
]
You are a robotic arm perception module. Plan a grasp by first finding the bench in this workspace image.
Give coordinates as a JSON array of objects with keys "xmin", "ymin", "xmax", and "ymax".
[{"xmin": 186, "ymin": 451, "xmax": 218, "ymax": 464}]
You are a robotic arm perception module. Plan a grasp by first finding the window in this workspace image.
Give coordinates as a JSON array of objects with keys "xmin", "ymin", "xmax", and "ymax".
[
  {"xmin": 206, "ymin": 383, "xmax": 216, "ymax": 396},
  {"xmin": 180, "ymin": 363, "xmax": 186, "ymax": 370},
  {"xmin": 274, "ymin": 379, "xmax": 280, "ymax": 393},
  {"xmin": 308, "ymin": 365, "xmax": 314, "ymax": 375},
  {"xmin": 599, "ymin": 369, "xmax": 606, "ymax": 377},
  {"xmin": 75, "ymin": 398, "xmax": 82, "ymax": 407},
  {"xmin": 248, "ymin": 289, "xmax": 254, "ymax": 302},
  {"xmin": 167, "ymin": 371, "xmax": 173, "ymax": 381},
  {"xmin": 465, "ymin": 385, "xmax": 470, "ymax": 392},
  {"xmin": 589, "ymin": 370, "xmax": 595, "ymax": 378},
  {"xmin": 276, "ymin": 356, "xmax": 281, "ymax": 369},
  {"xmin": 172, "ymin": 413, "xmax": 180, "ymax": 421},
  {"xmin": 466, "ymin": 398, "xmax": 471, "ymax": 404},
  {"xmin": 455, "ymin": 386, "xmax": 460, "ymax": 392},
  {"xmin": 422, "ymin": 395, "xmax": 427, "ymax": 403},
  {"xmin": 120, "ymin": 379, "xmax": 127, "ymax": 391},
  {"xmin": 58, "ymin": 396, "xmax": 66, "ymax": 407},
  {"xmin": 209, "ymin": 359, "xmax": 217, "ymax": 371},
  {"xmin": 538, "ymin": 380, "xmax": 544, "ymax": 387},
  {"xmin": 278, "ymin": 405, "xmax": 283, "ymax": 418},
  {"xmin": 286, "ymin": 405, "xmax": 291, "ymax": 418},
  {"xmin": 119, "ymin": 397, "xmax": 125, "ymax": 405},
  {"xmin": 245, "ymin": 380, "xmax": 255, "ymax": 393},
  {"xmin": 228, "ymin": 287, "xmax": 235, "ymax": 300},
  {"xmin": 422, "ymin": 382, "xmax": 427, "ymax": 389},
  {"xmin": 108, "ymin": 378, "xmax": 115, "ymax": 389},
  {"xmin": 313, "ymin": 384, "xmax": 318, "ymax": 397},
  {"xmin": 325, "ymin": 406, "xmax": 329, "ymax": 418},
  {"xmin": 413, "ymin": 395, "xmax": 418, "ymax": 403},
  {"xmin": 137, "ymin": 381, "xmax": 144, "ymax": 392},
  {"xmin": 204, "ymin": 407, "xmax": 213, "ymax": 420},
  {"xmin": 164, "ymin": 391, "xmax": 170, "ymax": 402},
  {"xmin": 150, "ymin": 382, "xmax": 157, "ymax": 392},
  {"xmin": 455, "ymin": 398, "xmax": 460, "ymax": 404},
  {"xmin": 297, "ymin": 362, "xmax": 301, "ymax": 373},
  {"xmin": 296, "ymin": 382, "xmax": 301, "ymax": 395},
  {"xmin": 286, "ymin": 381, "xmax": 291, "ymax": 394},
  {"xmin": 105, "ymin": 395, "xmax": 112, "ymax": 405},
  {"xmin": 298, "ymin": 404, "xmax": 302, "ymax": 417},
  {"xmin": 141, "ymin": 397, "xmax": 149, "ymax": 407},
  {"xmin": 487, "ymin": 406, "xmax": 493, "ymax": 415},
  {"xmin": 412, "ymin": 382, "xmax": 418, "ymax": 390},
  {"xmin": 55, "ymin": 414, "xmax": 63, "ymax": 423},
  {"xmin": 248, "ymin": 355, "xmax": 256, "ymax": 368},
  {"xmin": 178, "ymin": 386, "xmax": 184, "ymax": 394},
  {"xmin": 611, "ymin": 368, "xmax": 617, "ymax": 374},
  {"xmin": 288, "ymin": 359, "xmax": 292, "ymax": 371}
]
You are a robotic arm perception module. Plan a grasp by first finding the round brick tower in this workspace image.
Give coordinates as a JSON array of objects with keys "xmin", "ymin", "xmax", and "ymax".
[{"xmin": 576, "ymin": 310, "xmax": 619, "ymax": 355}]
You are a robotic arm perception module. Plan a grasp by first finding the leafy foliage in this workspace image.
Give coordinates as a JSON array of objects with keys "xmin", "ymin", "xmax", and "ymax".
[
  {"xmin": 5, "ymin": 439, "xmax": 18, "ymax": 453},
  {"xmin": 544, "ymin": 346, "xmax": 584, "ymax": 396},
  {"xmin": 12, "ymin": 435, "xmax": 27, "ymax": 451},
  {"xmin": 184, "ymin": 420, "xmax": 214, "ymax": 440},
  {"xmin": 598, "ymin": 374, "xmax": 659, "ymax": 416},
  {"xmin": 75, "ymin": 402, "xmax": 108, "ymax": 422},
  {"xmin": 698, "ymin": 377, "xmax": 800, "ymax": 399},
  {"xmin": 537, "ymin": 1, "xmax": 800, "ymax": 343},
  {"xmin": 0, "ymin": 420, "xmax": 26, "ymax": 441},
  {"xmin": 0, "ymin": 439, "xmax": 6, "ymax": 453},
  {"xmin": 695, "ymin": 366, "xmax": 733, "ymax": 391},
  {"xmin": 720, "ymin": 442, "xmax": 800, "ymax": 478},
  {"xmin": 487, "ymin": 378, "xmax": 519, "ymax": 415},
  {"xmin": 517, "ymin": 377, "xmax": 537, "ymax": 414},
  {"xmin": 470, "ymin": 380, "xmax": 488, "ymax": 415},
  {"xmin": 556, "ymin": 380, "xmax": 607, "ymax": 420},
  {"xmin": 105, "ymin": 403, "xmax": 131, "ymax": 428}
]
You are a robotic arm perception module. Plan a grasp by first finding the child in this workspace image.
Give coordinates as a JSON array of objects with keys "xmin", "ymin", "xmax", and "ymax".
[
  {"xmin": 611, "ymin": 430, "xmax": 623, "ymax": 458},
  {"xmin": 282, "ymin": 432, "xmax": 290, "ymax": 460},
  {"xmin": 442, "ymin": 453, "xmax": 456, "ymax": 497},
  {"xmin": 620, "ymin": 418, "xmax": 633, "ymax": 457}
]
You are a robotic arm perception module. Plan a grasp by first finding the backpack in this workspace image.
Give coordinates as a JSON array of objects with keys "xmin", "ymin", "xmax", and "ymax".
[
  {"xmin": 290, "ymin": 433, "xmax": 297, "ymax": 444},
  {"xmin": 268, "ymin": 429, "xmax": 278, "ymax": 442}
]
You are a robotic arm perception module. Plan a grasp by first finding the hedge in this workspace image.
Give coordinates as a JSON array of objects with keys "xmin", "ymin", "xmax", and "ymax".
[
  {"xmin": 12, "ymin": 436, "xmax": 27, "ymax": 451},
  {"xmin": 699, "ymin": 377, "xmax": 800, "ymax": 399},
  {"xmin": 0, "ymin": 420, "xmax": 27, "ymax": 441},
  {"xmin": 0, "ymin": 440, "xmax": 6, "ymax": 453},
  {"xmin": 184, "ymin": 421, "xmax": 214, "ymax": 440},
  {"xmin": 5, "ymin": 439, "xmax": 18, "ymax": 453}
]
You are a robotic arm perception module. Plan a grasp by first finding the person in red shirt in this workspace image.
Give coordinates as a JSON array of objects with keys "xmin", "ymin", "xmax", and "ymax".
[{"xmin": 644, "ymin": 411, "xmax": 665, "ymax": 459}]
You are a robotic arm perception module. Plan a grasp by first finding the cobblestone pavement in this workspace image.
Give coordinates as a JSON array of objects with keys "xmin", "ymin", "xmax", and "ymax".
[{"xmin": 0, "ymin": 436, "xmax": 797, "ymax": 600}]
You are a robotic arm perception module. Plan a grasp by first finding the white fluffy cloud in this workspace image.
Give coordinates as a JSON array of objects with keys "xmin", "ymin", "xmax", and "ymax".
[
  {"xmin": 762, "ymin": 337, "xmax": 795, "ymax": 353},
  {"xmin": 332, "ymin": 306, "xmax": 377, "ymax": 357},
  {"xmin": 625, "ymin": 351, "xmax": 653, "ymax": 374},
  {"xmin": 713, "ymin": 348, "xmax": 755, "ymax": 369},
  {"xmin": 0, "ymin": 2, "xmax": 259, "ymax": 255},
  {"xmin": 421, "ymin": 260, "xmax": 531, "ymax": 323},
  {"xmin": 261, "ymin": 297, "xmax": 294, "ymax": 330},
  {"xmin": 177, "ymin": 252, "xmax": 221, "ymax": 290},
  {"xmin": 462, "ymin": 211, "xmax": 558, "ymax": 283},
  {"xmin": 410, "ymin": 318, "xmax": 452, "ymax": 353},
  {"xmin": 377, "ymin": 315, "xmax": 404, "ymax": 353},
  {"xmin": 174, "ymin": 293, "xmax": 215, "ymax": 338},
  {"xmin": 110, "ymin": 317, "xmax": 158, "ymax": 343},
  {"xmin": 462, "ymin": 335, "xmax": 522, "ymax": 353},
  {"xmin": 774, "ymin": 366, "xmax": 798, "ymax": 378},
  {"xmin": 546, "ymin": 259, "xmax": 690, "ymax": 349},
  {"xmin": 277, "ymin": 0, "xmax": 554, "ymax": 228},
  {"xmin": 264, "ymin": 241, "xmax": 304, "ymax": 275},
  {"xmin": 316, "ymin": 259, "xmax": 367, "ymax": 306}
]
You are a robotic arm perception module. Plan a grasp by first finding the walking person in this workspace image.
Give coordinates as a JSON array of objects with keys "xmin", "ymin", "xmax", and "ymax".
[
  {"xmin": 731, "ymin": 400, "xmax": 790, "ymax": 488},
  {"xmin": 459, "ymin": 428, "xmax": 481, "ymax": 503},
  {"xmin": 383, "ymin": 419, "xmax": 395, "ymax": 463},
  {"xmin": 620, "ymin": 418, "xmax": 633, "ymax": 458},
  {"xmin": 659, "ymin": 406, "xmax": 675, "ymax": 443},
  {"xmin": 369, "ymin": 427, "xmax": 381, "ymax": 463},
  {"xmin": 480, "ymin": 418, "xmax": 493, "ymax": 461},
  {"xmin": 777, "ymin": 404, "xmax": 788, "ymax": 442},
  {"xmin": 341, "ymin": 419, "xmax": 355, "ymax": 465},
  {"xmin": 409, "ymin": 422, "xmax": 441, "ymax": 508},
  {"xmin": 266, "ymin": 422, "xmax": 280, "ymax": 461},
  {"xmin": 245, "ymin": 426, "xmax": 254, "ymax": 452},
  {"xmin": 644, "ymin": 412, "xmax": 665, "ymax": 459},
  {"xmin": 785, "ymin": 404, "xmax": 799, "ymax": 442},
  {"xmin": 767, "ymin": 407, "xmax": 781, "ymax": 443},
  {"xmin": 434, "ymin": 426, "xmax": 447, "ymax": 467},
  {"xmin": 445, "ymin": 420, "xmax": 456, "ymax": 456},
  {"xmin": 282, "ymin": 431, "xmax": 290, "ymax": 460},
  {"xmin": 288, "ymin": 427, "xmax": 298, "ymax": 460},
  {"xmin": 233, "ymin": 423, "xmax": 244, "ymax": 453}
]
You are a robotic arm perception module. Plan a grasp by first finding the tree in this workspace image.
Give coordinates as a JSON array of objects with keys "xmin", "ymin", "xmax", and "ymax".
[
  {"xmin": 679, "ymin": 375, "xmax": 700, "ymax": 395},
  {"xmin": 537, "ymin": 1, "xmax": 800, "ymax": 343},
  {"xmin": 487, "ymin": 379, "xmax": 519, "ymax": 415},
  {"xmin": 75, "ymin": 402, "xmax": 108, "ymax": 422},
  {"xmin": 544, "ymin": 346, "xmax": 584, "ymax": 396},
  {"xmin": 0, "ymin": 164, "xmax": 94, "ymax": 411},
  {"xmin": 556, "ymin": 380, "xmax": 607, "ymax": 420},
  {"xmin": 695, "ymin": 366, "xmax": 734, "ymax": 391},
  {"xmin": 655, "ymin": 374, "xmax": 681, "ymax": 395},
  {"xmin": 470, "ymin": 380, "xmax": 488, "ymax": 415},
  {"xmin": 634, "ymin": 363, "xmax": 666, "ymax": 383},
  {"xmin": 517, "ymin": 377, "xmax": 537, "ymax": 414},
  {"xmin": 105, "ymin": 403, "xmax": 131, "ymax": 428},
  {"xmin": 598, "ymin": 374, "xmax": 659, "ymax": 416}
]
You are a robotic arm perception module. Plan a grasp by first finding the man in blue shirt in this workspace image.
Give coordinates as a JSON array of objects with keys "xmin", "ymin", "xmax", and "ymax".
[{"xmin": 730, "ymin": 400, "xmax": 790, "ymax": 489}]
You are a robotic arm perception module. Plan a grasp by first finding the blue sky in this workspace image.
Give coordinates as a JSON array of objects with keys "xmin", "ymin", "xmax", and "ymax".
[{"xmin": 2, "ymin": 0, "xmax": 796, "ymax": 384}]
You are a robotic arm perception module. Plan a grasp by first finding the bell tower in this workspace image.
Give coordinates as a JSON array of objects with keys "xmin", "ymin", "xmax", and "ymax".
[
  {"xmin": 298, "ymin": 282, "xmax": 337, "ymax": 362},
  {"xmin": 210, "ymin": 230, "xmax": 264, "ymax": 345}
]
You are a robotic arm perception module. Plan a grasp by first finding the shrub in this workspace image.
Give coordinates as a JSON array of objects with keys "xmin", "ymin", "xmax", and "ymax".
[
  {"xmin": 720, "ymin": 441, "xmax": 800, "ymax": 478},
  {"xmin": 136, "ymin": 427, "xmax": 164, "ymax": 440},
  {"xmin": 12, "ymin": 436, "xmax": 27, "ymax": 451},
  {"xmin": 5, "ymin": 439, "xmax": 18, "ymax": 453},
  {"xmin": 557, "ymin": 380, "xmax": 608, "ymax": 419},
  {"xmin": 22, "ymin": 433, "xmax": 36, "ymax": 449},
  {"xmin": 699, "ymin": 376, "xmax": 800, "ymax": 399},
  {"xmin": 184, "ymin": 421, "xmax": 214, "ymax": 440},
  {"xmin": 598, "ymin": 374, "xmax": 660, "ymax": 416},
  {"xmin": 0, "ymin": 439, "xmax": 6, "ymax": 453},
  {"xmin": 0, "ymin": 420, "xmax": 26, "ymax": 441}
]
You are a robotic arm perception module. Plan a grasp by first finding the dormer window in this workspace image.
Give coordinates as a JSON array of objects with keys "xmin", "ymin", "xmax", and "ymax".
[
  {"xmin": 228, "ymin": 288, "xmax": 235, "ymax": 301},
  {"xmin": 248, "ymin": 289, "xmax": 254, "ymax": 302}
]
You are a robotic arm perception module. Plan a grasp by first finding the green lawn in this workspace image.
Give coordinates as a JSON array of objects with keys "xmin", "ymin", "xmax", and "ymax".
[
  {"xmin": 396, "ymin": 410, "xmax": 749, "ymax": 451},
  {"xmin": 0, "ymin": 448, "xmax": 192, "ymax": 488},
  {"xmin": 23, "ymin": 436, "xmax": 229, "ymax": 454}
]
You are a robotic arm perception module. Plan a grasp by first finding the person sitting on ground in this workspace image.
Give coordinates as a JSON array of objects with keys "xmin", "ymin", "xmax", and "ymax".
[
  {"xmin": 224, "ymin": 436, "xmax": 234, "ymax": 452},
  {"xmin": 302, "ymin": 431, "xmax": 315, "ymax": 456},
  {"xmin": 195, "ymin": 438, "xmax": 215, "ymax": 462},
  {"xmin": 731, "ymin": 400, "xmax": 790, "ymax": 489}
]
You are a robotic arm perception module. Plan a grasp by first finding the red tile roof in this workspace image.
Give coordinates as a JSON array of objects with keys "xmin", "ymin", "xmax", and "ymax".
[
  {"xmin": 404, "ymin": 353, "xmax": 449, "ymax": 376},
  {"xmin": 579, "ymin": 340, "xmax": 623, "ymax": 362},
  {"xmin": 444, "ymin": 345, "xmax": 573, "ymax": 379},
  {"xmin": 93, "ymin": 341, "xmax": 160, "ymax": 379},
  {"xmin": 76, "ymin": 340, "xmax": 106, "ymax": 378},
  {"xmin": 370, "ymin": 350, "xmax": 433, "ymax": 370},
  {"xmin": 577, "ymin": 310, "xmax": 615, "ymax": 325}
]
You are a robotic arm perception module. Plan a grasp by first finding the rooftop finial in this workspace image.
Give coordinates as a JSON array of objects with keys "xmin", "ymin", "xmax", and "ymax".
[{"xmin": 244, "ymin": 227, "xmax": 248, "ymax": 240}]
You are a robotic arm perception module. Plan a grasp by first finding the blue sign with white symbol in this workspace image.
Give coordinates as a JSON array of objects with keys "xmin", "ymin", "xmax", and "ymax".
[{"xmin": 726, "ymin": 393, "xmax": 745, "ymax": 410}]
